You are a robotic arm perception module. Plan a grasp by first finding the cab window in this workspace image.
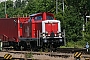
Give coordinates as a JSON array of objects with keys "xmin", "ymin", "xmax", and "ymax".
[
  {"xmin": 47, "ymin": 16, "xmax": 54, "ymax": 20},
  {"xmin": 20, "ymin": 23, "xmax": 22, "ymax": 28},
  {"xmin": 35, "ymin": 16, "xmax": 42, "ymax": 20}
]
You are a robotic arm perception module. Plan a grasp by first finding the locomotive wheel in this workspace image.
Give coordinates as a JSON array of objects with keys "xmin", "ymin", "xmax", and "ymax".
[
  {"xmin": 49, "ymin": 44, "xmax": 57, "ymax": 52},
  {"xmin": 20, "ymin": 41, "xmax": 27, "ymax": 51},
  {"xmin": 14, "ymin": 44, "xmax": 20, "ymax": 51},
  {"xmin": 41, "ymin": 43, "xmax": 49, "ymax": 52}
]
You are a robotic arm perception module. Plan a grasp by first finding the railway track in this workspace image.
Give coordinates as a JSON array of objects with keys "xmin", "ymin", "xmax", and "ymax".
[
  {"xmin": 1, "ymin": 47, "xmax": 90, "ymax": 55},
  {"xmin": 0, "ymin": 51, "xmax": 72, "ymax": 59},
  {"xmin": 1, "ymin": 50, "xmax": 90, "ymax": 56},
  {"xmin": 0, "ymin": 48, "xmax": 90, "ymax": 60},
  {"xmin": 7, "ymin": 51, "xmax": 72, "ymax": 58},
  {"xmin": 0, "ymin": 51, "xmax": 90, "ymax": 60},
  {"xmin": 57, "ymin": 48, "xmax": 90, "ymax": 54}
]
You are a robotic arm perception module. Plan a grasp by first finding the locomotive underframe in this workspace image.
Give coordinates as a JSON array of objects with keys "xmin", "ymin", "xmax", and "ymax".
[
  {"xmin": 1, "ymin": 35, "xmax": 64, "ymax": 51},
  {"xmin": 18, "ymin": 37, "xmax": 64, "ymax": 50}
]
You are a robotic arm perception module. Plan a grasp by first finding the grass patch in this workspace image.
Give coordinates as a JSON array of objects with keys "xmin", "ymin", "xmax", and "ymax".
[
  {"xmin": 26, "ymin": 52, "xmax": 33, "ymax": 58},
  {"xmin": 66, "ymin": 40, "xmax": 87, "ymax": 48},
  {"xmin": 60, "ymin": 40, "xmax": 88, "ymax": 48}
]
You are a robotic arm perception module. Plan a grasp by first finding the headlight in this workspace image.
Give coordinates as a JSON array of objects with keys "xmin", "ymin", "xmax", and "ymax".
[
  {"xmin": 58, "ymin": 33, "xmax": 62, "ymax": 37},
  {"xmin": 59, "ymin": 33, "xmax": 61, "ymax": 36},
  {"xmin": 48, "ymin": 35, "xmax": 50, "ymax": 36},
  {"xmin": 43, "ymin": 34, "xmax": 45, "ymax": 36},
  {"xmin": 44, "ymin": 39, "xmax": 47, "ymax": 43},
  {"xmin": 59, "ymin": 39, "xmax": 62, "ymax": 42},
  {"xmin": 55, "ymin": 34, "xmax": 57, "ymax": 36}
]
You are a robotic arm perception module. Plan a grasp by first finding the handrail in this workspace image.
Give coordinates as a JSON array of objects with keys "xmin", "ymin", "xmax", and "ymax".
[{"xmin": 3, "ymin": 34, "xmax": 9, "ymax": 41}]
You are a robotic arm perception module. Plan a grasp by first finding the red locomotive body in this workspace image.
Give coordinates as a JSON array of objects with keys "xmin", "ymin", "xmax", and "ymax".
[
  {"xmin": 0, "ymin": 12, "xmax": 64, "ymax": 50},
  {"xmin": 21, "ymin": 12, "xmax": 64, "ymax": 49}
]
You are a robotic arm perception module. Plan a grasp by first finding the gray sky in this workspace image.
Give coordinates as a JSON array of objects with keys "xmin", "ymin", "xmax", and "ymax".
[{"xmin": 0, "ymin": 0, "xmax": 16, "ymax": 2}]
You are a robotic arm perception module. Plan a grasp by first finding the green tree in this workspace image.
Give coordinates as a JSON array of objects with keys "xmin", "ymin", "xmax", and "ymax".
[
  {"xmin": 55, "ymin": 5, "xmax": 83, "ymax": 43},
  {"xmin": 84, "ymin": 22, "xmax": 90, "ymax": 43},
  {"xmin": 0, "ymin": 2, "xmax": 5, "ymax": 18}
]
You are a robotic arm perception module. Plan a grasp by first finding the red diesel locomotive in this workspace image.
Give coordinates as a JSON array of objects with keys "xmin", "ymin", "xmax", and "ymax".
[{"xmin": 0, "ymin": 12, "xmax": 64, "ymax": 50}]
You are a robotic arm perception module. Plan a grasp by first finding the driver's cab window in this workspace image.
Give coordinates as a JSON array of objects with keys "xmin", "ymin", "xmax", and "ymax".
[
  {"xmin": 35, "ymin": 16, "xmax": 42, "ymax": 20},
  {"xmin": 46, "ymin": 16, "xmax": 54, "ymax": 20}
]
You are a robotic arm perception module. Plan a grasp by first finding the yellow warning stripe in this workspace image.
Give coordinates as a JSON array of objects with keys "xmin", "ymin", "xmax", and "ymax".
[
  {"xmin": 4, "ymin": 54, "xmax": 12, "ymax": 59},
  {"xmin": 6, "ymin": 54, "xmax": 11, "ymax": 59},
  {"xmin": 74, "ymin": 52, "xmax": 78, "ymax": 57},
  {"xmin": 4, "ymin": 54, "xmax": 8, "ymax": 59},
  {"xmin": 76, "ymin": 52, "xmax": 81, "ymax": 58},
  {"xmin": 9, "ymin": 55, "xmax": 12, "ymax": 59}
]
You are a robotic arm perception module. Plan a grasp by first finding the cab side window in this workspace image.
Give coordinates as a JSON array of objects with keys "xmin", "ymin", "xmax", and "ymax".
[
  {"xmin": 47, "ymin": 16, "xmax": 54, "ymax": 20},
  {"xmin": 35, "ymin": 16, "xmax": 42, "ymax": 20},
  {"xmin": 20, "ymin": 23, "xmax": 22, "ymax": 28}
]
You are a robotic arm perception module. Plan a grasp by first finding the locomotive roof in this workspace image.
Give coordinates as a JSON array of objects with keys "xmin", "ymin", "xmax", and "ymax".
[
  {"xmin": 30, "ymin": 13, "xmax": 42, "ymax": 17},
  {"xmin": 30, "ymin": 12, "xmax": 54, "ymax": 17}
]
